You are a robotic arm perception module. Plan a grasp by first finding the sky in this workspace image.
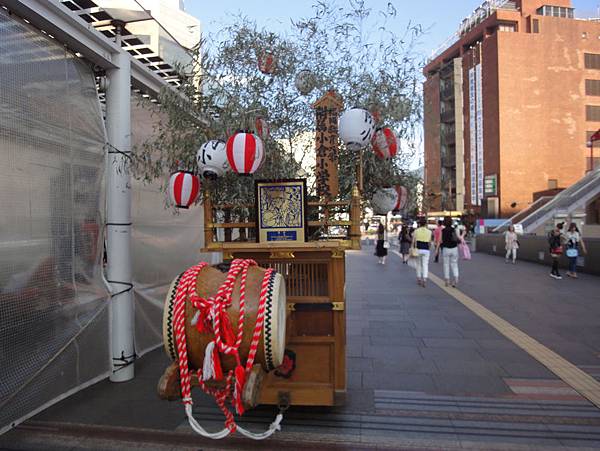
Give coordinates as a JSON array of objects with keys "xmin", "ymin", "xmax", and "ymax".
[
  {"xmin": 185, "ymin": 0, "xmax": 599, "ymax": 62},
  {"xmin": 182, "ymin": 0, "xmax": 598, "ymax": 169}
]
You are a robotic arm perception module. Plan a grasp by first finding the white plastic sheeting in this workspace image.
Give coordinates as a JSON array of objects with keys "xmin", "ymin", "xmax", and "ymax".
[
  {"xmin": 0, "ymin": 10, "xmax": 215, "ymax": 434},
  {"xmin": 0, "ymin": 8, "xmax": 109, "ymax": 433}
]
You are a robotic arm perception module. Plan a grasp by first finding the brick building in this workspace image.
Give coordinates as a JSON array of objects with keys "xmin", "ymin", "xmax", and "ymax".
[{"xmin": 423, "ymin": 0, "xmax": 600, "ymax": 218}]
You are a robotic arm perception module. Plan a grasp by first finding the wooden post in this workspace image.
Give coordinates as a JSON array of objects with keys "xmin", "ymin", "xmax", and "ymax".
[
  {"xmin": 203, "ymin": 191, "xmax": 214, "ymax": 246},
  {"xmin": 313, "ymin": 91, "xmax": 344, "ymax": 218},
  {"xmin": 350, "ymin": 185, "xmax": 362, "ymax": 250}
]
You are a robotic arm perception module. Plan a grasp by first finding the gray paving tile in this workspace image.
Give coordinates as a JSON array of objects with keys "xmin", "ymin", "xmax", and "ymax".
[
  {"xmin": 362, "ymin": 344, "xmax": 422, "ymax": 360},
  {"xmin": 433, "ymin": 375, "xmax": 511, "ymax": 396},
  {"xmin": 423, "ymin": 338, "xmax": 480, "ymax": 349},
  {"xmin": 372, "ymin": 357, "xmax": 438, "ymax": 374},
  {"xmin": 411, "ymin": 327, "xmax": 464, "ymax": 338},
  {"xmin": 363, "ymin": 373, "xmax": 436, "ymax": 391}
]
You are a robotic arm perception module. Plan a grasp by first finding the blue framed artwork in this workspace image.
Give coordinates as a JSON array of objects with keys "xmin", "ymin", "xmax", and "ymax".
[{"xmin": 255, "ymin": 179, "xmax": 307, "ymax": 243}]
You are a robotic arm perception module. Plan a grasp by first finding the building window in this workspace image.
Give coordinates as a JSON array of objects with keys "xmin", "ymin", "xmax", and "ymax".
[
  {"xmin": 536, "ymin": 5, "xmax": 574, "ymax": 18},
  {"xmin": 586, "ymin": 105, "xmax": 600, "ymax": 121},
  {"xmin": 582, "ymin": 32, "xmax": 588, "ymax": 39},
  {"xmin": 532, "ymin": 19, "xmax": 539, "ymax": 34},
  {"xmin": 547, "ymin": 179, "xmax": 558, "ymax": 189},
  {"xmin": 498, "ymin": 22, "xmax": 517, "ymax": 32},
  {"xmin": 585, "ymin": 53, "xmax": 600, "ymax": 69},
  {"xmin": 586, "ymin": 80, "xmax": 600, "ymax": 96}
]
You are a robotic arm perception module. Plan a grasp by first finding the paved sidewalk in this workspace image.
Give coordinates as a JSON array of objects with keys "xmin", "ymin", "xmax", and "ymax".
[{"xmin": 2, "ymin": 247, "xmax": 600, "ymax": 450}]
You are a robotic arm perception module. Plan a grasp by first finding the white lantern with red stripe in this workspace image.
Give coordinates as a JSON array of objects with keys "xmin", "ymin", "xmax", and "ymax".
[
  {"xmin": 372, "ymin": 127, "xmax": 398, "ymax": 160},
  {"xmin": 339, "ymin": 108, "xmax": 375, "ymax": 151},
  {"xmin": 371, "ymin": 187, "xmax": 399, "ymax": 215},
  {"xmin": 394, "ymin": 185, "xmax": 409, "ymax": 212},
  {"xmin": 226, "ymin": 132, "xmax": 265, "ymax": 175},
  {"xmin": 168, "ymin": 171, "xmax": 201, "ymax": 208},
  {"xmin": 257, "ymin": 51, "xmax": 276, "ymax": 74},
  {"xmin": 255, "ymin": 116, "xmax": 269, "ymax": 141}
]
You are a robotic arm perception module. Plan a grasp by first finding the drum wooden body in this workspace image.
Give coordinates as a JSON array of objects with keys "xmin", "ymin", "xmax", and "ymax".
[{"xmin": 163, "ymin": 265, "xmax": 286, "ymax": 373}]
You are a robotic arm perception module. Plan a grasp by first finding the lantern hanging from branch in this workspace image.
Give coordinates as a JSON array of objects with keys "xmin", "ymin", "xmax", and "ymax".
[
  {"xmin": 196, "ymin": 140, "xmax": 229, "ymax": 178},
  {"xmin": 255, "ymin": 116, "xmax": 270, "ymax": 141},
  {"xmin": 257, "ymin": 50, "xmax": 276, "ymax": 75},
  {"xmin": 295, "ymin": 69, "xmax": 315, "ymax": 95},
  {"xmin": 168, "ymin": 171, "xmax": 201, "ymax": 209},
  {"xmin": 226, "ymin": 132, "xmax": 265, "ymax": 175},
  {"xmin": 371, "ymin": 127, "xmax": 398, "ymax": 160},
  {"xmin": 371, "ymin": 187, "xmax": 399, "ymax": 215},
  {"xmin": 339, "ymin": 108, "xmax": 375, "ymax": 151},
  {"xmin": 394, "ymin": 185, "xmax": 409, "ymax": 212}
]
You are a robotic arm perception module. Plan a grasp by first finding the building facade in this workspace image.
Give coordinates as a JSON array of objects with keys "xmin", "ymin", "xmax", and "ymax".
[{"xmin": 424, "ymin": 0, "xmax": 600, "ymax": 217}]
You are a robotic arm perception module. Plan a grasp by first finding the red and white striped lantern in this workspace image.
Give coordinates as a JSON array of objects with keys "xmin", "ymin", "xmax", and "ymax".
[
  {"xmin": 255, "ymin": 116, "xmax": 269, "ymax": 141},
  {"xmin": 257, "ymin": 51, "xmax": 276, "ymax": 75},
  {"xmin": 168, "ymin": 171, "xmax": 200, "ymax": 208},
  {"xmin": 226, "ymin": 132, "xmax": 265, "ymax": 175},
  {"xmin": 371, "ymin": 127, "xmax": 398, "ymax": 160},
  {"xmin": 394, "ymin": 185, "xmax": 409, "ymax": 211}
]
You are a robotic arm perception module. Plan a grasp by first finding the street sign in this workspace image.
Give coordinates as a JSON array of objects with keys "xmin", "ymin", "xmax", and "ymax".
[{"xmin": 484, "ymin": 174, "xmax": 497, "ymax": 196}]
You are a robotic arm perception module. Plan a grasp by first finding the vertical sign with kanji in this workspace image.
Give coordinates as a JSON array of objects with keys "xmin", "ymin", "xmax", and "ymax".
[{"xmin": 313, "ymin": 91, "xmax": 343, "ymax": 199}]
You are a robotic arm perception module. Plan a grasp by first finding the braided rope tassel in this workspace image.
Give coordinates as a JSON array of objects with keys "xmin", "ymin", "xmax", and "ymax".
[{"xmin": 172, "ymin": 260, "xmax": 283, "ymax": 440}]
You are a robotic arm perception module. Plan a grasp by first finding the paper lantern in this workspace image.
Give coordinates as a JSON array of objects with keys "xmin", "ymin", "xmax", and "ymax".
[
  {"xmin": 295, "ymin": 69, "xmax": 314, "ymax": 95},
  {"xmin": 168, "ymin": 171, "xmax": 200, "ymax": 208},
  {"xmin": 371, "ymin": 187, "xmax": 399, "ymax": 215},
  {"xmin": 255, "ymin": 116, "xmax": 269, "ymax": 141},
  {"xmin": 371, "ymin": 127, "xmax": 398, "ymax": 160},
  {"xmin": 339, "ymin": 108, "xmax": 375, "ymax": 151},
  {"xmin": 196, "ymin": 140, "xmax": 229, "ymax": 178},
  {"xmin": 257, "ymin": 51, "xmax": 276, "ymax": 75},
  {"xmin": 394, "ymin": 185, "xmax": 409, "ymax": 211},
  {"xmin": 226, "ymin": 132, "xmax": 265, "ymax": 175}
]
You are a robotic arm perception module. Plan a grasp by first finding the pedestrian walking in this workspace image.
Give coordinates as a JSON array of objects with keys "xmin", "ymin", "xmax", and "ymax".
[
  {"xmin": 433, "ymin": 220, "xmax": 444, "ymax": 263},
  {"xmin": 411, "ymin": 217, "xmax": 432, "ymax": 287},
  {"xmin": 504, "ymin": 225, "xmax": 519, "ymax": 264},
  {"xmin": 375, "ymin": 222, "xmax": 388, "ymax": 265},
  {"xmin": 399, "ymin": 226, "xmax": 411, "ymax": 264},
  {"xmin": 565, "ymin": 223, "xmax": 586, "ymax": 278},
  {"xmin": 436, "ymin": 217, "xmax": 462, "ymax": 287},
  {"xmin": 548, "ymin": 222, "xmax": 565, "ymax": 280}
]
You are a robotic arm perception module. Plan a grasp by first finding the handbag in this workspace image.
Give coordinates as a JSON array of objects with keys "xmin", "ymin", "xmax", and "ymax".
[
  {"xmin": 459, "ymin": 242, "xmax": 471, "ymax": 260},
  {"xmin": 566, "ymin": 248, "xmax": 578, "ymax": 258},
  {"xmin": 410, "ymin": 247, "xmax": 419, "ymax": 258},
  {"xmin": 383, "ymin": 241, "xmax": 390, "ymax": 249}
]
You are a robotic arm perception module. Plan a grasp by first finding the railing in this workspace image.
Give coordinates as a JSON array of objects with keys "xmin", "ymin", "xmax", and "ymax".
[{"xmin": 203, "ymin": 189, "xmax": 362, "ymax": 249}]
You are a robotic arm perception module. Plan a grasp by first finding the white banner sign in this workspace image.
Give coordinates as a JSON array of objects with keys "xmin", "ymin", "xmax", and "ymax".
[{"xmin": 469, "ymin": 67, "xmax": 477, "ymax": 205}]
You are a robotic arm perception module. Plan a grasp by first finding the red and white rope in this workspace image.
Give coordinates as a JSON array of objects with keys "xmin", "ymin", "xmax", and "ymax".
[{"xmin": 172, "ymin": 259, "xmax": 282, "ymax": 439}]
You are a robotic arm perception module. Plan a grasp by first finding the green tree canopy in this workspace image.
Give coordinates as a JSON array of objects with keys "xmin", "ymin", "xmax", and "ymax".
[{"xmin": 133, "ymin": 0, "xmax": 423, "ymax": 210}]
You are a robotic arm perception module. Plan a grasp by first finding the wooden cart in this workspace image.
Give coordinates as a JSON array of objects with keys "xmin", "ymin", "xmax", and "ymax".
[{"xmin": 202, "ymin": 191, "xmax": 362, "ymax": 406}]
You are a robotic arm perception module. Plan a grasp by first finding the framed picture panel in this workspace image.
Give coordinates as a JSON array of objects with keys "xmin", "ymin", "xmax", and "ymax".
[{"xmin": 255, "ymin": 179, "xmax": 308, "ymax": 244}]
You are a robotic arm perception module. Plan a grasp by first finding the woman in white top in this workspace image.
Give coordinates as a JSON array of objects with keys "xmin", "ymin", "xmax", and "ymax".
[
  {"xmin": 504, "ymin": 225, "xmax": 519, "ymax": 264},
  {"xmin": 565, "ymin": 223, "xmax": 586, "ymax": 278}
]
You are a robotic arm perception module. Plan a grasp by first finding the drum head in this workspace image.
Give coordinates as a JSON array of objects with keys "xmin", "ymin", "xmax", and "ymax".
[
  {"xmin": 263, "ymin": 271, "xmax": 286, "ymax": 371},
  {"xmin": 162, "ymin": 273, "xmax": 184, "ymax": 361}
]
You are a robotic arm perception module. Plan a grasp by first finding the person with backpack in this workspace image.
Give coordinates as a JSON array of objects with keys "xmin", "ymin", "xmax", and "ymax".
[
  {"xmin": 548, "ymin": 223, "xmax": 565, "ymax": 279},
  {"xmin": 398, "ymin": 225, "xmax": 412, "ymax": 264},
  {"xmin": 436, "ymin": 216, "xmax": 462, "ymax": 287},
  {"xmin": 565, "ymin": 223, "xmax": 587, "ymax": 278}
]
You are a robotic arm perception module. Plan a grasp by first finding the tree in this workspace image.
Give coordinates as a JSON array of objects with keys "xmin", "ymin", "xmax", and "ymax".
[{"xmin": 133, "ymin": 0, "xmax": 423, "ymax": 213}]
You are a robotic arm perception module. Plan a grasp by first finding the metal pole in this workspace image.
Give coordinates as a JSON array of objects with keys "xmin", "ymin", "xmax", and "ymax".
[{"xmin": 105, "ymin": 26, "xmax": 134, "ymax": 382}]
